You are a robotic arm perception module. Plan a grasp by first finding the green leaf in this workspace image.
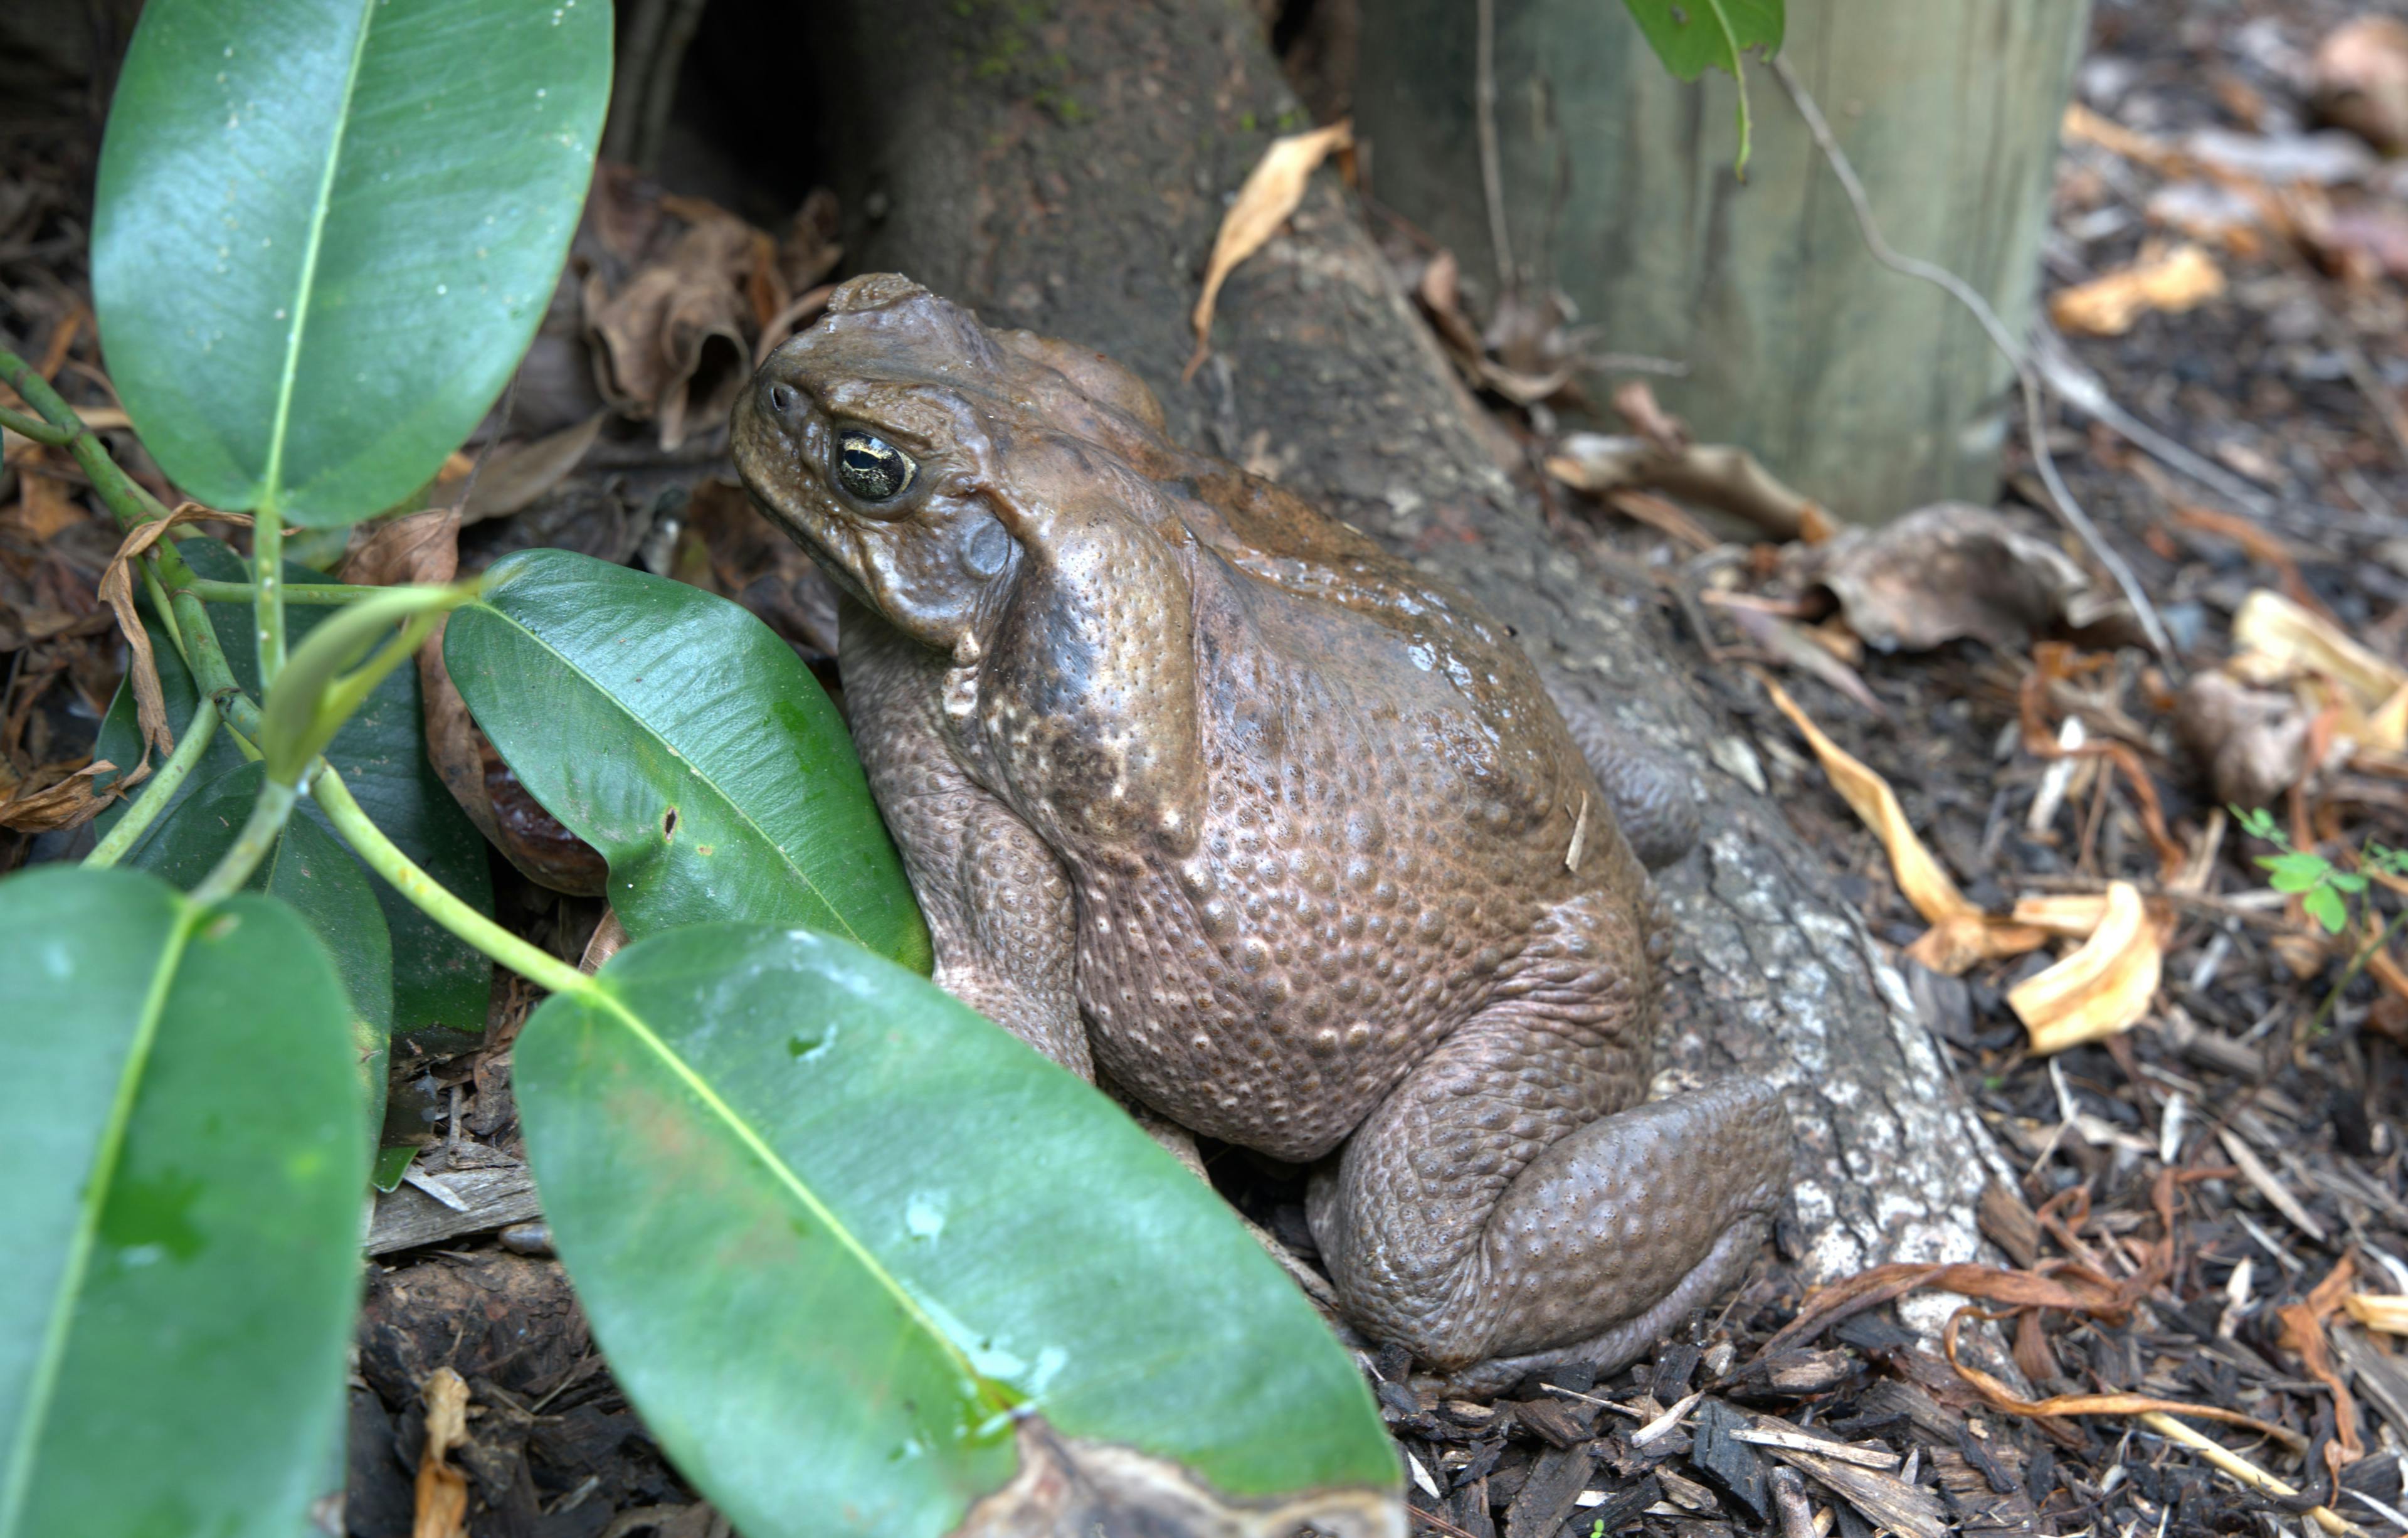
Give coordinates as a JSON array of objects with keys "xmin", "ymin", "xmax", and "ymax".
[
  {"xmin": 2231, "ymin": 805, "xmax": 2282, "ymax": 842},
  {"xmin": 0, "ymin": 866, "xmax": 369, "ymax": 1537},
  {"xmin": 1620, "ymin": 0, "xmax": 1783, "ymax": 174},
  {"xmin": 516, "ymin": 924, "xmax": 1396, "ymax": 1537},
  {"xmin": 95, "ymin": 539, "xmax": 494, "ymax": 1043},
  {"xmin": 2330, "ymin": 871, "xmax": 2369, "ymax": 894},
  {"xmin": 2258, "ymin": 851, "xmax": 2330, "ymax": 894},
  {"xmin": 90, "ymin": 0, "xmax": 611, "ymax": 527},
  {"xmin": 446, "ymin": 548, "xmax": 931, "ymax": 970},
  {"xmin": 2304, "ymin": 883, "xmax": 2347, "ymax": 934},
  {"xmin": 129, "ymin": 761, "xmax": 395, "ymax": 1138}
]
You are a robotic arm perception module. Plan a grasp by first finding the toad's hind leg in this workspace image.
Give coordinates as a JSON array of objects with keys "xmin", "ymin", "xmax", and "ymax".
[{"xmin": 1305, "ymin": 901, "xmax": 1787, "ymax": 1378}]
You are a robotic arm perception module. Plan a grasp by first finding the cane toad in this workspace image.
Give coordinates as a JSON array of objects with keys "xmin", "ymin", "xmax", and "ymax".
[{"xmin": 731, "ymin": 274, "xmax": 1788, "ymax": 1384}]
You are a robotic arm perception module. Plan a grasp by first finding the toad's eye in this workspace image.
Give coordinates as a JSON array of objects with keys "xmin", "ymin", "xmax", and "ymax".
[{"xmin": 835, "ymin": 430, "xmax": 915, "ymax": 502}]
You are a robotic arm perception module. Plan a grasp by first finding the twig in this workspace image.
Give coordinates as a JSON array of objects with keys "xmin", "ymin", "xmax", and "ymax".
[
  {"xmin": 2138, "ymin": 1411, "xmax": 2365, "ymax": 1538},
  {"xmin": 1474, "ymin": 0, "xmax": 1514, "ymax": 294},
  {"xmin": 1770, "ymin": 57, "xmax": 2179, "ymax": 676}
]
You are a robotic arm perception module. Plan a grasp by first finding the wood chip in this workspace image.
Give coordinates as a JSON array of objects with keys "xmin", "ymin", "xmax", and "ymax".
[
  {"xmin": 2219, "ymin": 1127, "xmax": 2329, "ymax": 1243},
  {"xmin": 1732, "ymin": 1428, "xmax": 1901, "ymax": 1470},
  {"xmin": 367, "ymin": 1164, "xmax": 542, "ymax": 1255}
]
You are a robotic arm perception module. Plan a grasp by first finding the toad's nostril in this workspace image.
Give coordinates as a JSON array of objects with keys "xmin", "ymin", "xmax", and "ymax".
[{"xmin": 766, "ymin": 381, "xmax": 797, "ymax": 415}]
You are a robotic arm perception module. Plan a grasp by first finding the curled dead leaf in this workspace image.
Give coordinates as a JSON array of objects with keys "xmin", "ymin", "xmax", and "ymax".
[
  {"xmin": 430, "ymin": 413, "xmax": 606, "ymax": 525},
  {"xmin": 413, "ymin": 1367, "xmax": 470, "ymax": 1538},
  {"xmin": 2172, "ymin": 670, "xmax": 2312, "ymax": 809},
  {"xmin": 97, "ymin": 502, "xmax": 256, "ymax": 782},
  {"xmin": 353, "ymin": 507, "xmax": 610, "ymax": 897},
  {"xmin": 1763, "ymin": 679, "xmax": 2044, "ymax": 974},
  {"xmin": 2229, "ymin": 589, "xmax": 2408, "ymax": 758},
  {"xmin": 2008, "ymin": 881, "xmax": 2162, "ymax": 1054},
  {"xmin": 2343, "ymin": 1293, "xmax": 2408, "ymax": 1335},
  {"xmin": 0, "ymin": 760, "xmax": 119, "ymax": 834},
  {"xmin": 1546, "ymin": 432, "xmax": 1824, "ymax": 541},
  {"xmin": 583, "ymin": 202, "xmax": 761, "ymax": 451},
  {"xmin": 1793, "ymin": 502, "xmax": 2138, "ymax": 654},
  {"xmin": 2047, "ymin": 243, "xmax": 2224, "ymax": 337},
  {"xmin": 1762, "ymin": 679, "xmax": 1972, "ymax": 924},
  {"xmin": 1186, "ymin": 121, "xmax": 1353, "ymax": 381},
  {"xmin": 2312, "ymin": 16, "xmax": 2408, "ymax": 154}
]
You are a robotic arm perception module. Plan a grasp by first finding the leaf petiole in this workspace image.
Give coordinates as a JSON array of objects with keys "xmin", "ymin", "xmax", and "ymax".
[
  {"xmin": 311, "ymin": 764, "xmax": 593, "ymax": 1000},
  {"xmin": 181, "ymin": 577, "xmax": 391, "ymax": 607},
  {"xmin": 188, "ymin": 775, "xmax": 300, "ymax": 904},
  {"xmin": 83, "ymin": 699, "xmax": 220, "ymax": 869}
]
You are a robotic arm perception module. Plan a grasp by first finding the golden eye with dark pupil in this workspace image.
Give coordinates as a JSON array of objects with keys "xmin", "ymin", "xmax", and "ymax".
[{"xmin": 836, "ymin": 430, "xmax": 914, "ymax": 502}]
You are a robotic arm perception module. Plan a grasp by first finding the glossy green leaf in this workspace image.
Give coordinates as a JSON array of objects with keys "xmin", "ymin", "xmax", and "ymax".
[
  {"xmin": 96, "ymin": 539, "xmax": 494, "ymax": 1042},
  {"xmin": 516, "ymin": 924, "xmax": 1396, "ymax": 1538},
  {"xmin": 445, "ymin": 548, "xmax": 931, "ymax": 969},
  {"xmin": 0, "ymin": 866, "xmax": 369, "ymax": 1537},
  {"xmin": 130, "ymin": 761, "xmax": 395, "ymax": 1135},
  {"xmin": 90, "ymin": 0, "xmax": 611, "ymax": 526},
  {"xmin": 1621, "ymin": 0, "xmax": 1783, "ymax": 172}
]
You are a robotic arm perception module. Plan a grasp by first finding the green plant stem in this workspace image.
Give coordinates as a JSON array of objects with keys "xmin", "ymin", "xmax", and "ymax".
[
  {"xmin": 312, "ymin": 764, "xmax": 594, "ymax": 999},
  {"xmin": 252, "ymin": 512, "xmax": 286, "ymax": 686},
  {"xmin": 0, "ymin": 347, "xmax": 206, "ymax": 599},
  {"xmin": 184, "ymin": 578, "xmax": 389, "ymax": 607},
  {"xmin": 189, "ymin": 777, "xmax": 298, "ymax": 904},
  {"xmin": 83, "ymin": 700, "xmax": 221, "ymax": 869},
  {"xmin": 2310, "ymin": 904, "xmax": 2408, "ymax": 1036},
  {"xmin": 9, "ymin": 346, "xmax": 567, "ymax": 998},
  {"xmin": 0, "ymin": 404, "xmax": 71, "ymax": 444}
]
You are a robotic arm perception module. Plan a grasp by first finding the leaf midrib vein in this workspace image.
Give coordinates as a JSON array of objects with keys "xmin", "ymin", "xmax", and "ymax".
[
  {"xmin": 478, "ymin": 605, "xmax": 869, "ymax": 947},
  {"xmin": 0, "ymin": 900, "xmax": 196, "ymax": 1534},
  {"xmin": 586, "ymin": 984, "xmax": 1001, "ymax": 1406},
  {"xmin": 258, "ymin": 0, "xmax": 380, "ymax": 514}
]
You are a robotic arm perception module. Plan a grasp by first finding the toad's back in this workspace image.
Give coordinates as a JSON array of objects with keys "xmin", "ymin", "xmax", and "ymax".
[{"xmin": 1058, "ymin": 497, "xmax": 1637, "ymax": 1160}]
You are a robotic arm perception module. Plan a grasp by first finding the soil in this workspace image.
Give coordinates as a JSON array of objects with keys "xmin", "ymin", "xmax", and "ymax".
[{"xmin": 4, "ymin": 0, "xmax": 2407, "ymax": 1535}]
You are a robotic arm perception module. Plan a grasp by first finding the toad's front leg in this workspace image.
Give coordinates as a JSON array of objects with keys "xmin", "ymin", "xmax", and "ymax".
[{"xmin": 974, "ymin": 435, "xmax": 1208, "ymax": 854}]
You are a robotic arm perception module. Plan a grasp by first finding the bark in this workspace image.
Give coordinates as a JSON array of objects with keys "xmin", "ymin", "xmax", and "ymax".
[{"xmin": 804, "ymin": 0, "xmax": 2009, "ymax": 1312}]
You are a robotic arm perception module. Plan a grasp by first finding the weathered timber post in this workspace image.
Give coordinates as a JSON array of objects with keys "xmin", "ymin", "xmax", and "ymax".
[{"xmin": 1354, "ymin": 0, "xmax": 2090, "ymax": 521}]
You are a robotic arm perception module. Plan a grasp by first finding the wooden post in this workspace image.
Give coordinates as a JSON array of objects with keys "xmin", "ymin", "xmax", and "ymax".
[{"xmin": 1354, "ymin": 0, "xmax": 2089, "ymax": 522}]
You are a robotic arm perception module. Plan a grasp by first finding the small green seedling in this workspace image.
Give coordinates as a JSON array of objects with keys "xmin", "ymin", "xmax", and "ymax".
[{"xmin": 2232, "ymin": 805, "xmax": 2408, "ymax": 935}]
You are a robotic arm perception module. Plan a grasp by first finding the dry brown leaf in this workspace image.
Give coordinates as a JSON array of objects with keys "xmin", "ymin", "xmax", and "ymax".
[
  {"xmin": 1605, "ymin": 489, "xmax": 1718, "ymax": 553},
  {"xmin": 2008, "ymin": 881, "xmax": 2162, "ymax": 1054},
  {"xmin": 2276, "ymin": 1257, "xmax": 2363, "ymax": 1459},
  {"xmin": 2048, "ymin": 243, "xmax": 2224, "ymax": 337},
  {"xmin": 0, "ymin": 760, "xmax": 117, "ymax": 833},
  {"xmin": 1795, "ymin": 502, "xmax": 2137, "ymax": 654},
  {"xmin": 413, "ymin": 1367, "xmax": 471, "ymax": 1538},
  {"xmin": 1903, "ymin": 912, "xmax": 2051, "ymax": 975},
  {"xmin": 7, "ymin": 465, "xmax": 83, "ymax": 541},
  {"xmin": 1413, "ymin": 248, "xmax": 1486, "ymax": 360},
  {"xmin": 97, "ymin": 503, "xmax": 256, "ymax": 783},
  {"xmin": 583, "ymin": 204, "xmax": 759, "ymax": 451},
  {"xmin": 2172, "ymin": 670, "xmax": 2313, "ymax": 809},
  {"xmin": 2344, "ymin": 1294, "xmax": 2408, "ymax": 1335},
  {"xmin": 361, "ymin": 508, "xmax": 610, "ymax": 898},
  {"xmin": 1611, "ymin": 380, "xmax": 1690, "ymax": 456},
  {"xmin": 1547, "ymin": 432, "xmax": 1825, "ymax": 541},
  {"xmin": 1722, "ymin": 603, "xmax": 1886, "ymax": 718},
  {"xmin": 429, "ymin": 412, "xmax": 606, "ymax": 525},
  {"xmin": 2230, "ymin": 589, "xmax": 2408, "ymax": 752},
  {"xmin": 2313, "ymin": 16, "xmax": 2408, "ymax": 154},
  {"xmin": 2062, "ymin": 103, "xmax": 2192, "ymax": 177},
  {"xmin": 1185, "ymin": 120, "xmax": 1353, "ymax": 381},
  {"xmin": 1765, "ymin": 679, "xmax": 1971, "ymax": 920},
  {"xmin": 2010, "ymin": 892, "xmax": 2177, "ymax": 945}
]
